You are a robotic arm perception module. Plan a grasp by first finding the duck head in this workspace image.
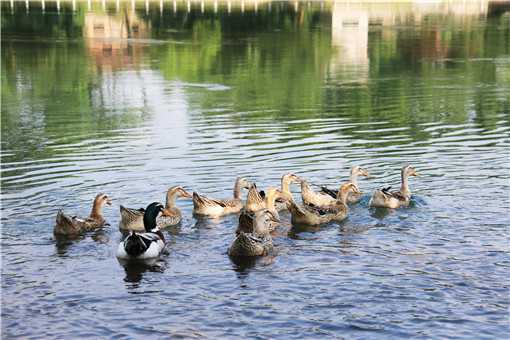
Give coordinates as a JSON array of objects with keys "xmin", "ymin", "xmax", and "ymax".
[
  {"xmin": 253, "ymin": 209, "xmax": 280, "ymax": 235},
  {"xmin": 281, "ymin": 173, "xmax": 301, "ymax": 194},
  {"xmin": 337, "ymin": 183, "xmax": 361, "ymax": 204},
  {"xmin": 402, "ymin": 165, "xmax": 419, "ymax": 178},
  {"xmin": 95, "ymin": 193, "xmax": 112, "ymax": 207},
  {"xmin": 143, "ymin": 202, "xmax": 165, "ymax": 232},
  {"xmin": 352, "ymin": 165, "xmax": 370, "ymax": 178},
  {"xmin": 167, "ymin": 186, "xmax": 192, "ymax": 199},
  {"xmin": 237, "ymin": 177, "xmax": 252, "ymax": 189},
  {"xmin": 90, "ymin": 193, "xmax": 112, "ymax": 219},
  {"xmin": 282, "ymin": 173, "xmax": 301, "ymax": 183}
]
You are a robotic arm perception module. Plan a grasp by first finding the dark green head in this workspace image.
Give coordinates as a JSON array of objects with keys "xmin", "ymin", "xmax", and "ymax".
[{"xmin": 143, "ymin": 202, "xmax": 164, "ymax": 232}]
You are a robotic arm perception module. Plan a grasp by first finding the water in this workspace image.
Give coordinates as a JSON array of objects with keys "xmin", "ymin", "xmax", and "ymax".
[{"xmin": 1, "ymin": 1, "xmax": 509, "ymax": 338}]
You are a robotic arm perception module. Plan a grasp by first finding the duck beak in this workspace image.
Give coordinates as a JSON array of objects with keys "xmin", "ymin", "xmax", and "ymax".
[
  {"xmin": 413, "ymin": 172, "xmax": 420, "ymax": 177},
  {"xmin": 182, "ymin": 189, "xmax": 192, "ymax": 199},
  {"xmin": 268, "ymin": 211, "xmax": 280, "ymax": 224},
  {"xmin": 106, "ymin": 198, "xmax": 113, "ymax": 206}
]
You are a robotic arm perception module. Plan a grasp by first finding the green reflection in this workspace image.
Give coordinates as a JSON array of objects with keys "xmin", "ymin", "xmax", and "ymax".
[{"xmin": 1, "ymin": 1, "xmax": 509, "ymax": 168}]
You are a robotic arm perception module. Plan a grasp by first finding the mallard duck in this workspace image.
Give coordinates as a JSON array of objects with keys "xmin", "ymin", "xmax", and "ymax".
[
  {"xmin": 236, "ymin": 187, "xmax": 281, "ymax": 235},
  {"xmin": 275, "ymin": 173, "xmax": 301, "ymax": 211},
  {"xmin": 369, "ymin": 165, "xmax": 419, "ymax": 209},
  {"xmin": 119, "ymin": 186, "xmax": 191, "ymax": 232},
  {"xmin": 117, "ymin": 202, "xmax": 166, "ymax": 260},
  {"xmin": 228, "ymin": 209, "xmax": 279, "ymax": 257},
  {"xmin": 54, "ymin": 193, "xmax": 112, "ymax": 236},
  {"xmin": 288, "ymin": 183, "xmax": 360, "ymax": 226},
  {"xmin": 320, "ymin": 165, "xmax": 370, "ymax": 204},
  {"xmin": 192, "ymin": 177, "xmax": 251, "ymax": 217}
]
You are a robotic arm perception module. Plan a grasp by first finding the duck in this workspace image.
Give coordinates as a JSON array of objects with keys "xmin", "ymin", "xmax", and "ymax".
[
  {"xmin": 300, "ymin": 179, "xmax": 337, "ymax": 208},
  {"xmin": 320, "ymin": 165, "xmax": 370, "ymax": 204},
  {"xmin": 117, "ymin": 202, "xmax": 166, "ymax": 260},
  {"xmin": 369, "ymin": 165, "xmax": 419, "ymax": 209},
  {"xmin": 243, "ymin": 183, "xmax": 266, "ymax": 213},
  {"xmin": 236, "ymin": 187, "xmax": 281, "ymax": 235},
  {"xmin": 119, "ymin": 186, "xmax": 192, "ymax": 232},
  {"xmin": 275, "ymin": 173, "xmax": 301, "ymax": 211},
  {"xmin": 228, "ymin": 209, "xmax": 279, "ymax": 257},
  {"xmin": 287, "ymin": 183, "xmax": 360, "ymax": 226},
  {"xmin": 192, "ymin": 177, "xmax": 251, "ymax": 217},
  {"xmin": 54, "ymin": 193, "xmax": 112, "ymax": 236}
]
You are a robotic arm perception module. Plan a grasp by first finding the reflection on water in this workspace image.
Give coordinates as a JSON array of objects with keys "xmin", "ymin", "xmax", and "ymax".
[{"xmin": 1, "ymin": 1, "xmax": 510, "ymax": 339}]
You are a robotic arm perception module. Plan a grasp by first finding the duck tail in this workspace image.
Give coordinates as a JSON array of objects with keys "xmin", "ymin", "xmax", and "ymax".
[
  {"xmin": 123, "ymin": 232, "xmax": 148, "ymax": 257},
  {"xmin": 320, "ymin": 186, "xmax": 338, "ymax": 199},
  {"xmin": 56, "ymin": 210, "xmax": 73, "ymax": 226}
]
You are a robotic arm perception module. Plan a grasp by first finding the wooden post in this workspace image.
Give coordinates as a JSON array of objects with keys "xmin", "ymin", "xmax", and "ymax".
[
  {"xmin": 102, "ymin": 0, "xmax": 106, "ymax": 11},
  {"xmin": 25, "ymin": 0, "xmax": 29, "ymax": 12},
  {"xmin": 227, "ymin": 0, "xmax": 231, "ymax": 14},
  {"xmin": 116, "ymin": 0, "xmax": 120, "ymax": 12},
  {"xmin": 88, "ymin": 0, "xmax": 91, "ymax": 11},
  {"xmin": 213, "ymin": 0, "xmax": 217, "ymax": 13},
  {"xmin": 145, "ymin": 0, "xmax": 149, "ymax": 14},
  {"xmin": 42, "ymin": 0, "xmax": 45, "ymax": 12},
  {"xmin": 131, "ymin": 0, "xmax": 135, "ymax": 13},
  {"xmin": 187, "ymin": 0, "xmax": 190, "ymax": 13},
  {"xmin": 72, "ymin": 0, "xmax": 76, "ymax": 11},
  {"xmin": 201, "ymin": 0, "xmax": 204, "ymax": 14},
  {"xmin": 173, "ymin": 0, "xmax": 176, "ymax": 13},
  {"xmin": 160, "ymin": 0, "xmax": 163, "ymax": 14}
]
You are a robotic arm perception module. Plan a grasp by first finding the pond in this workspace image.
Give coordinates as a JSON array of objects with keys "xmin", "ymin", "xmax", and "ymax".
[{"xmin": 1, "ymin": 0, "xmax": 509, "ymax": 338}]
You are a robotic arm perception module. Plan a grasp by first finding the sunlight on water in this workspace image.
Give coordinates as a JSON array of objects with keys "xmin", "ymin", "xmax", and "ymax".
[{"xmin": 1, "ymin": 1, "xmax": 509, "ymax": 338}]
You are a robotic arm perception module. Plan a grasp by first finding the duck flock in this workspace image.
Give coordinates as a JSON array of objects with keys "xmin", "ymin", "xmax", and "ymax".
[{"xmin": 54, "ymin": 165, "xmax": 419, "ymax": 261}]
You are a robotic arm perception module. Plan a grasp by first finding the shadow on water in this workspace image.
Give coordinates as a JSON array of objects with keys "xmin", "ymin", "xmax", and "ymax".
[
  {"xmin": 118, "ymin": 258, "xmax": 166, "ymax": 284},
  {"xmin": 370, "ymin": 208, "xmax": 395, "ymax": 220},
  {"xmin": 54, "ymin": 234, "xmax": 86, "ymax": 256},
  {"xmin": 229, "ymin": 254, "xmax": 277, "ymax": 278},
  {"xmin": 54, "ymin": 228, "xmax": 110, "ymax": 255}
]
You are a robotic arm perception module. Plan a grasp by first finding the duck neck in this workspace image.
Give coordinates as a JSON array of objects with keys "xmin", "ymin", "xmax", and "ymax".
[
  {"xmin": 336, "ymin": 189, "xmax": 349, "ymax": 206},
  {"xmin": 350, "ymin": 170, "xmax": 358, "ymax": 187},
  {"xmin": 233, "ymin": 178, "xmax": 243, "ymax": 199},
  {"xmin": 143, "ymin": 215, "xmax": 158, "ymax": 233},
  {"xmin": 89, "ymin": 202, "xmax": 103, "ymax": 220},
  {"xmin": 265, "ymin": 191, "xmax": 278, "ymax": 213},
  {"xmin": 400, "ymin": 171, "xmax": 410, "ymax": 195},
  {"xmin": 281, "ymin": 176, "xmax": 291, "ymax": 195},
  {"xmin": 165, "ymin": 190, "xmax": 178, "ymax": 209}
]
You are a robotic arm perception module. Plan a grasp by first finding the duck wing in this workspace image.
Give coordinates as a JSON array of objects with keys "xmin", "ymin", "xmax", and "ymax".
[
  {"xmin": 123, "ymin": 232, "xmax": 162, "ymax": 257},
  {"xmin": 193, "ymin": 192, "xmax": 228, "ymax": 208},
  {"xmin": 390, "ymin": 190, "xmax": 408, "ymax": 202}
]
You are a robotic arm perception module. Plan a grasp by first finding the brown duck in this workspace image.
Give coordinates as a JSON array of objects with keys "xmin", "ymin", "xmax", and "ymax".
[{"xmin": 54, "ymin": 193, "xmax": 112, "ymax": 236}]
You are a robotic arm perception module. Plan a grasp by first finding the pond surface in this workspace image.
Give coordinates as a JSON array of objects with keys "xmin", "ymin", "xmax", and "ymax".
[{"xmin": 1, "ymin": 1, "xmax": 510, "ymax": 338}]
